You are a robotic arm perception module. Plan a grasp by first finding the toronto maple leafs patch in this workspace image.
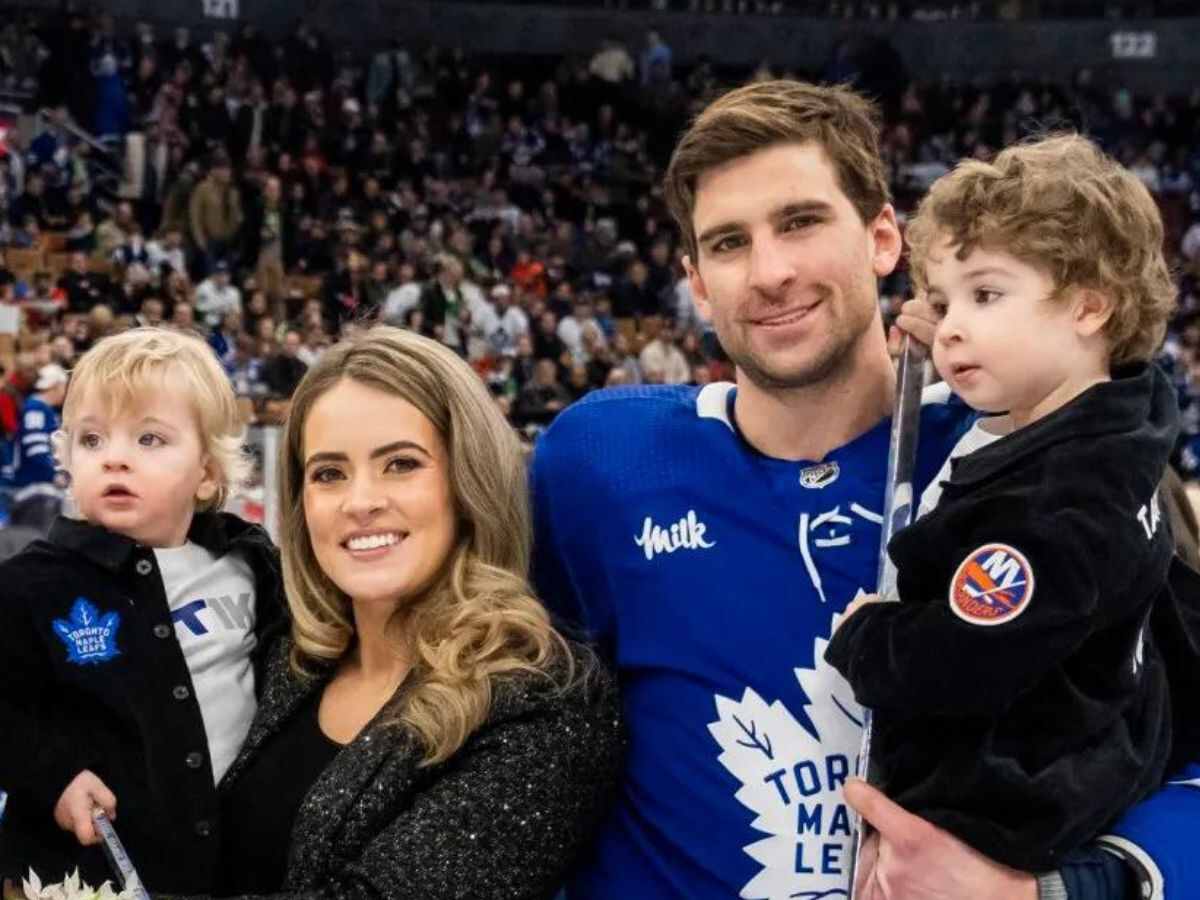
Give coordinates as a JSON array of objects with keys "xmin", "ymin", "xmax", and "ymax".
[{"xmin": 52, "ymin": 598, "xmax": 123, "ymax": 665}]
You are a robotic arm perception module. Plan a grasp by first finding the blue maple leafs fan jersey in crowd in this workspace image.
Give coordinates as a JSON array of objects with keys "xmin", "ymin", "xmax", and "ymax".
[
  {"xmin": 530, "ymin": 382, "xmax": 1200, "ymax": 900},
  {"xmin": 3, "ymin": 395, "xmax": 59, "ymax": 490}
]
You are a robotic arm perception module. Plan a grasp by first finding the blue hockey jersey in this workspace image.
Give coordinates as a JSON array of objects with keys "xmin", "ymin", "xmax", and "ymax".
[
  {"xmin": 531, "ymin": 382, "xmax": 1200, "ymax": 900},
  {"xmin": 5, "ymin": 395, "xmax": 59, "ymax": 493}
]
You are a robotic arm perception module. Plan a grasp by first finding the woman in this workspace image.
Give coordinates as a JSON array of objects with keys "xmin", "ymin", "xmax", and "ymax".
[{"xmin": 190, "ymin": 327, "xmax": 621, "ymax": 899}]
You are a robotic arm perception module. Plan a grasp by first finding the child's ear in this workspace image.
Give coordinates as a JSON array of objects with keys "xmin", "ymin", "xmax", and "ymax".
[
  {"xmin": 1072, "ymin": 288, "xmax": 1114, "ymax": 338},
  {"xmin": 196, "ymin": 455, "xmax": 220, "ymax": 505}
]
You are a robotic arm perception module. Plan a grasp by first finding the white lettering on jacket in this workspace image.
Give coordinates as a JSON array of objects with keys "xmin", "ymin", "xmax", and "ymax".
[{"xmin": 1137, "ymin": 489, "xmax": 1161, "ymax": 541}]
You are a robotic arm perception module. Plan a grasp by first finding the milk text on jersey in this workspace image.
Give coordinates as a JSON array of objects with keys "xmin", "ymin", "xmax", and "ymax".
[{"xmin": 634, "ymin": 509, "xmax": 716, "ymax": 561}]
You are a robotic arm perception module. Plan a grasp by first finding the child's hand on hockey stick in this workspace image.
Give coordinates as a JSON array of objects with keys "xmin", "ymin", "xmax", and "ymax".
[
  {"xmin": 844, "ymin": 778, "xmax": 1037, "ymax": 900},
  {"xmin": 888, "ymin": 297, "xmax": 940, "ymax": 357},
  {"xmin": 54, "ymin": 769, "xmax": 117, "ymax": 846},
  {"xmin": 836, "ymin": 592, "xmax": 882, "ymax": 631}
]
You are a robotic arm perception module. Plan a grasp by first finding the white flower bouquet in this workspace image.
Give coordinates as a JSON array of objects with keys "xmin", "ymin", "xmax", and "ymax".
[{"xmin": 2, "ymin": 870, "xmax": 140, "ymax": 900}]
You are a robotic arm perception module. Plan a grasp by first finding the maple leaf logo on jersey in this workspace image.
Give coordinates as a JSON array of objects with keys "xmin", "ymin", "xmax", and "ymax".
[{"xmin": 709, "ymin": 606, "xmax": 866, "ymax": 899}]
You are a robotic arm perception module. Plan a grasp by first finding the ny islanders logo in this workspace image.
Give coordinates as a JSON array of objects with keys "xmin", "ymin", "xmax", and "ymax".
[
  {"xmin": 948, "ymin": 543, "xmax": 1034, "ymax": 626},
  {"xmin": 52, "ymin": 598, "xmax": 122, "ymax": 665},
  {"xmin": 710, "ymin": 608, "xmax": 865, "ymax": 899}
]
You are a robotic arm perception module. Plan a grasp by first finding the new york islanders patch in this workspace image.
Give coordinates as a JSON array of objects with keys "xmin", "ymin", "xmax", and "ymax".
[{"xmin": 948, "ymin": 543, "xmax": 1034, "ymax": 626}]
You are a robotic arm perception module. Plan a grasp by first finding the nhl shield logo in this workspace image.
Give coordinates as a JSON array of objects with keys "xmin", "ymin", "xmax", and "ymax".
[
  {"xmin": 949, "ymin": 543, "xmax": 1034, "ymax": 626},
  {"xmin": 799, "ymin": 461, "xmax": 840, "ymax": 489},
  {"xmin": 52, "ymin": 598, "xmax": 123, "ymax": 665}
]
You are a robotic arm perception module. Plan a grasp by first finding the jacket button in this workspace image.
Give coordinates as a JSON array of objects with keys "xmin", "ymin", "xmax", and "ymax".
[
  {"xmin": 173, "ymin": 685, "xmax": 190, "ymax": 701},
  {"xmin": 135, "ymin": 559, "xmax": 153, "ymax": 576},
  {"xmin": 186, "ymin": 751, "xmax": 204, "ymax": 769},
  {"xmin": 195, "ymin": 819, "xmax": 212, "ymax": 838},
  {"xmin": 153, "ymin": 624, "xmax": 171, "ymax": 639}
]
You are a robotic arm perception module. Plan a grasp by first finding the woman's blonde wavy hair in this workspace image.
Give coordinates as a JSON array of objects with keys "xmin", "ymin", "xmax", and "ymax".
[
  {"xmin": 279, "ymin": 325, "xmax": 579, "ymax": 766},
  {"xmin": 57, "ymin": 326, "xmax": 250, "ymax": 511}
]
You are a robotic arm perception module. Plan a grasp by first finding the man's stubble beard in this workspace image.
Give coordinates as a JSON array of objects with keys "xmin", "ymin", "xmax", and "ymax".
[{"xmin": 722, "ymin": 287, "xmax": 878, "ymax": 394}]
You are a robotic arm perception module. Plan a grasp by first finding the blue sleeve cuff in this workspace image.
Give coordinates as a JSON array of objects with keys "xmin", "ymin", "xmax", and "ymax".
[
  {"xmin": 1055, "ymin": 846, "xmax": 1134, "ymax": 900},
  {"xmin": 1095, "ymin": 763, "xmax": 1200, "ymax": 900}
]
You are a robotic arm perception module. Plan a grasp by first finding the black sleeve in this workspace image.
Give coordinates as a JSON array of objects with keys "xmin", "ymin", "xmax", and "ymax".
[
  {"xmin": 1151, "ymin": 555, "xmax": 1200, "ymax": 773},
  {"xmin": 826, "ymin": 499, "xmax": 1114, "ymax": 717},
  {"xmin": 247, "ymin": 536, "xmax": 289, "ymax": 681},
  {"xmin": 0, "ymin": 571, "xmax": 99, "ymax": 824}
]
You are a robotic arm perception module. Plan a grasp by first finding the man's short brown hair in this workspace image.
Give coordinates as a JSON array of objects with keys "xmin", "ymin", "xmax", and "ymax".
[
  {"xmin": 906, "ymin": 133, "xmax": 1176, "ymax": 366},
  {"xmin": 664, "ymin": 79, "xmax": 890, "ymax": 262}
]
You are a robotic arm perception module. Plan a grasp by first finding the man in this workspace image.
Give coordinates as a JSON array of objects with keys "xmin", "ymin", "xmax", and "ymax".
[
  {"xmin": 170, "ymin": 300, "xmax": 198, "ymax": 332},
  {"xmin": 134, "ymin": 296, "xmax": 165, "ymax": 328},
  {"xmin": 418, "ymin": 254, "xmax": 468, "ymax": 353},
  {"xmin": 11, "ymin": 172, "xmax": 53, "ymax": 231},
  {"xmin": 382, "ymin": 260, "xmax": 423, "ymax": 326},
  {"xmin": 640, "ymin": 30, "xmax": 673, "ymax": 86},
  {"xmin": 610, "ymin": 257, "xmax": 661, "ymax": 321},
  {"xmin": 94, "ymin": 201, "xmax": 137, "ymax": 263},
  {"xmin": 262, "ymin": 328, "xmax": 308, "ymax": 399},
  {"xmin": 557, "ymin": 296, "xmax": 603, "ymax": 364},
  {"xmin": 188, "ymin": 150, "xmax": 243, "ymax": 278},
  {"xmin": 208, "ymin": 308, "xmax": 244, "ymax": 374},
  {"xmin": 111, "ymin": 220, "xmax": 151, "ymax": 271},
  {"xmin": 488, "ymin": 282, "xmax": 530, "ymax": 358},
  {"xmin": 161, "ymin": 161, "xmax": 201, "ymax": 239},
  {"xmin": 4, "ymin": 363, "xmax": 67, "ymax": 534},
  {"xmin": 57, "ymin": 252, "xmax": 112, "ymax": 315},
  {"xmin": 533, "ymin": 310, "xmax": 567, "ymax": 367},
  {"xmin": 49, "ymin": 336, "xmax": 75, "ymax": 370},
  {"xmin": 638, "ymin": 323, "xmax": 690, "ymax": 385},
  {"xmin": 245, "ymin": 174, "xmax": 287, "ymax": 320},
  {"xmin": 531, "ymin": 80, "xmax": 1198, "ymax": 900},
  {"xmin": 514, "ymin": 358, "xmax": 571, "ymax": 430},
  {"xmin": 194, "ymin": 260, "xmax": 242, "ymax": 329},
  {"xmin": 147, "ymin": 227, "xmax": 188, "ymax": 278},
  {"xmin": 321, "ymin": 248, "xmax": 371, "ymax": 332}
]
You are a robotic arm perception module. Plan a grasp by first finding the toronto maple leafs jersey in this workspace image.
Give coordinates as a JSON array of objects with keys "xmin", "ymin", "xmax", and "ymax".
[
  {"xmin": 4, "ymin": 395, "xmax": 59, "ymax": 494},
  {"xmin": 531, "ymin": 381, "xmax": 1200, "ymax": 900},
  {"xmin": 531, "ymin": 382, "xmax": 968, "ymax": 900}
]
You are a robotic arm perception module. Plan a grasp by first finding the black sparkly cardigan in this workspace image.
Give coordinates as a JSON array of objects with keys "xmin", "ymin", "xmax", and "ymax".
[{"xmin": 159, "ymin": 636, "xmax": 623, "ymax": 900}]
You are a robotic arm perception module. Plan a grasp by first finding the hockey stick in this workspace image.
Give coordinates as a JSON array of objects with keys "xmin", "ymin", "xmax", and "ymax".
[
  {"xmin": 846, "ymin": 334, "xmax": 927, "ymax": 899},
  {"xmin": 92, "ymin": 808, "xmax": 151, "ymax": 900}
]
